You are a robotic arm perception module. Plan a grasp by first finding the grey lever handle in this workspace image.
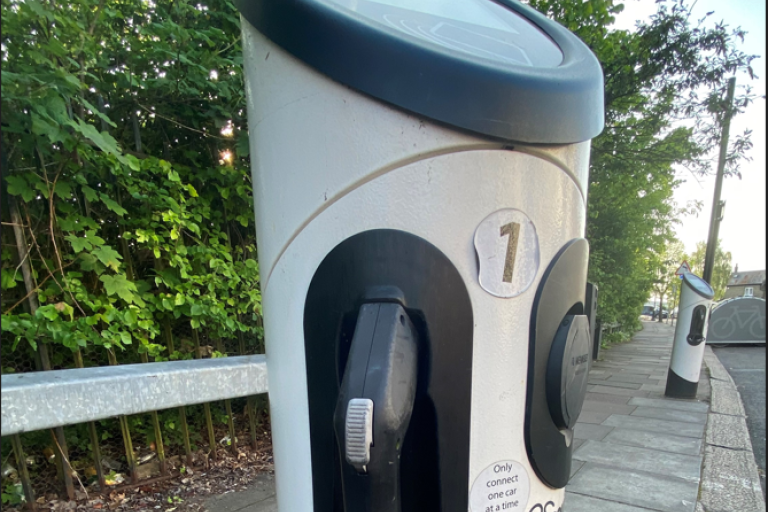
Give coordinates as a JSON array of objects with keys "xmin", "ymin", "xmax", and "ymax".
[
  {"xmin": 345, "ymin": 398, "xmax": 374, "ymax": 473},
  {"xmin": 333, "ymin": 301, "xmax": 418, "ymax": 512}
]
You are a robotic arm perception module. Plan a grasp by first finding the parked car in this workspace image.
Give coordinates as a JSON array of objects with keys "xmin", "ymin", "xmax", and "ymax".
[{"xmin": 641, "ymin": 305, "xmax": 655, "ymax": 319}]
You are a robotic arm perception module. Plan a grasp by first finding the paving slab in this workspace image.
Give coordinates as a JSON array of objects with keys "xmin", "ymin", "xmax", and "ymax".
[
  {"xmin": 573, "ymin": 440, "xmax": 702, "ymax": 482},
  {"xmin": 630, "ymin": 406, "xmax": 708, "ymax": 425},
  {"xmin": 570, "ymin": 460, "xmax": 585, "ymax": 478},
  {"xmin": 639, "ymin": 384, "xmax": 668, "ymax": 393},
  {"xmin": 589, "ymin": 385, "xmax": 651, "ymax": 397},
  {"xmin": 705, "ymin": 412, "xmax": 753, "ymax": 450},
  {"xmin": 602, "ymin": 414, "xmax": 705, "ymax": 438},
  {"xmin": 564, "ymin": 492, "xmax": 660, "ymax": 512},
  {"xmin": 588, "ymin": 379, "xmax": 643, "ymax": 389},
  {"xmin": 620, "ymin": 370, "xmax": 669, "ymax": 379},
  {"xmin": 574, "ymin": 423, "xmax": 613, "ymax": 441},
  {"xmin": 567, "ymin": 463, "xmax": 699, "ymax": 512},
  {"xmin": 699, "ymin": 445, "xmax": 766, "ymax": 512},
  {"xmin": 203, "ymin": 473, "xmax": 277, "ymax": 512},
  {"xmin": 607, "ymin": 374, "xmax": 657, "ymax": 384},
  {"xmin": 580, "ymin": 400, "xmax": 637, "ymax": 415},
  {"xmin": 575, "ymin": 410, "xmax": 612, "ymax": 424},
  {"xmin": 585, "ymin": 392, "xmax": 632, "ymax": 405},
  {"xmin": 710, "ymin": 379, "xmax": 747, "ymax": 417},
  {"xmin": 628, "ymin": 397, "xmax": 709, "ymax": 413},
  {"xmin": 601, "ymin": 428, "xmax": 703, "ymax": 456}
]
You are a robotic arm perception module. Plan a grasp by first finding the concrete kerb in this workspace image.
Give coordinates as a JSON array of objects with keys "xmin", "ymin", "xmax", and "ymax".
[{"xmin": 699, "ymin": 346, "xmax": 765, "ymax": 512}]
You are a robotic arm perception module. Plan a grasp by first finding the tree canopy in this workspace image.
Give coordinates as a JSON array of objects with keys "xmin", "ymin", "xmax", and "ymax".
[
  {"xmin": 525, "ymin": 0, "xmax": 757, "ymax": 340},
  {"xmin": 1, "ymin": 0, "xmax": 259, "ymax": 362}
]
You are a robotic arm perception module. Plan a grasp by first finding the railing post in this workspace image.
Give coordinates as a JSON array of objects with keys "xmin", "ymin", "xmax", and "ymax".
[
  {"xmin": 193, "ymin": 329, "xmax": 217, "ymax": 462},
  {"xmin": 10, "ymin": 434, "xmax": 36, "ymax": 510}
]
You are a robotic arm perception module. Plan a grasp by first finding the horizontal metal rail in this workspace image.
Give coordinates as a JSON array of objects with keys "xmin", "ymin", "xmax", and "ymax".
[{"xmin": 1, "ymin": 355, "xmax": 268, "ymax": 436}]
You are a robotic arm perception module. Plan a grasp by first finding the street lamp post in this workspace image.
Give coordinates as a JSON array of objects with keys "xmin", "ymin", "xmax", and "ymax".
[{"xmin": 703, "ymin": 77, "xmax": 736, "ymax": 285}]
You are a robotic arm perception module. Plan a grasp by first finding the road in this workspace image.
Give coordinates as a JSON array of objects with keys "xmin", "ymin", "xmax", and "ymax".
[{"xmin": 711, "ymin": 345, "xmax": 766, "ymax": 498}]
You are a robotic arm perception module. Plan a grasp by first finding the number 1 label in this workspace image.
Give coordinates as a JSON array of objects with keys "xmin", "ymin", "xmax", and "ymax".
[
  {"xmin": 474, "ymin": 209, "xmax": 539, "ymax": 298},
  {"xmin": 500, "ymin": 222, "xmax": 521, "ymax": 283}
]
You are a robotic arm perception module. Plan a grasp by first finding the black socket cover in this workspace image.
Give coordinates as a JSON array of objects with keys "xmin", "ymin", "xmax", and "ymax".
[
  {"xmin": 235, "ymin": 0, "xmax": 604, "ymax": 145},
  {"xmin": 546, "ymin": 314, "xmax": 591, "ymax": 430}
]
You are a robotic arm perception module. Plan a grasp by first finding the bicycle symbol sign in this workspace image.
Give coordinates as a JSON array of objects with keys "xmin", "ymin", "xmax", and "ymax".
[{"xmin": 708, "ymin": 300, "xmax": 766, "ymax": 342}]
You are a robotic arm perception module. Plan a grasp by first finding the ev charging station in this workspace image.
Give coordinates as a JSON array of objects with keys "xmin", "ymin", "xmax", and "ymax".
[
  {"xmin": 665, "ymin": 273, "xmax": 715, "ymax": 399},
  {"xmin": 235, "ymin": 0, "xmax": 604, "ymax": 511}
]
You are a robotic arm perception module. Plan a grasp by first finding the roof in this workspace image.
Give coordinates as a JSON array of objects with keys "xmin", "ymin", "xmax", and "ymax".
[{"xmin": 727, "ymin": 270, "xmax": 766, "ymax": 287}]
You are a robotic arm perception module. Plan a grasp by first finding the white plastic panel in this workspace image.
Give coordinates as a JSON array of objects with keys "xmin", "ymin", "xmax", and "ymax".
[
  {"xmin": 669, "ymin": 286, "xmax": 712, "ymax": 383},
  {"xmin": 263, "ymin": 149, "xmax": 585, "ymax": 511},
  {"xmin": 241, "ymin": 21, "xmax": 498, "ymax": 289}
]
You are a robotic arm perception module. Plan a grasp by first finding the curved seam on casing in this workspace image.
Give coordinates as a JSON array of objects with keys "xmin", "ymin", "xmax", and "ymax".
[
  {"xmin": 513, "ymin": 146, "xmax": 588, "ymax": 204},
  {"xmin": 262, "ymin": 143, "xmax": 586, "ymax": 291}
]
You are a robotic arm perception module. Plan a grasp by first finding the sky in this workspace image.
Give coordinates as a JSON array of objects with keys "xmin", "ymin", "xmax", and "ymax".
[{"xmin": 612, "ymin": 0, "xmax": 766, "ymax": 272}]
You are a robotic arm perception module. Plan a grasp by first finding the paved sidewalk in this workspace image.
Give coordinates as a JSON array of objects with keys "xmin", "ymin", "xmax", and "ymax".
[
  {"xmin": 566, "ymin": 320, "xmax": 764, "ymax": 512},
  {"xmin": 203, "ymin": 321, "xmax": 764, "ymax": 512},
  {"xmin": 565, "ymin": 321, "xmax": 709, "ymax": 512}
]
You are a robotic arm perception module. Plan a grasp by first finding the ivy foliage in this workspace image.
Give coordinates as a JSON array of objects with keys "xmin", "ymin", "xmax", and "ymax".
[
  {"xmin": 525, "ymin": 0, "xmax": 757, "ymax": 341},
  {"xmin": 1, "ymin": 0, "xmax": 260, "ymax": 361}
]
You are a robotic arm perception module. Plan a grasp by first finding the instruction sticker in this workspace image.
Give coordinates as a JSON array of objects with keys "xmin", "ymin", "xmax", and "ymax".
[
  {"xmin": 470, "ymin": 460, "xmax": 530, "ymax": 512},
  {"xmin": 474, "ymin": 209, "xmax": 539, "ymax": 298}
]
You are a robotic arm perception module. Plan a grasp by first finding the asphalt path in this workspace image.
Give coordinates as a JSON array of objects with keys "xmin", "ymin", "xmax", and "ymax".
[{"xmin": 711, "ymin": 345, "xmax": 766, "ymax": 498}]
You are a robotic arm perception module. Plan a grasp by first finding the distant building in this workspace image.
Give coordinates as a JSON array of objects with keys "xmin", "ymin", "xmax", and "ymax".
[{"xmin": 724, "ymin": 269, "xmax": 766, "ymax": 299}]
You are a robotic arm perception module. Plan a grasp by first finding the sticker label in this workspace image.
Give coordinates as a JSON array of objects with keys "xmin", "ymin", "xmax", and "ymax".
[
  {"xmin": 469, "ymin": 460, "xmax": 530, "ymax": 512},
  {"xmin": 474, "ymin": 209, "xmax": 539, "ymax": 298}
]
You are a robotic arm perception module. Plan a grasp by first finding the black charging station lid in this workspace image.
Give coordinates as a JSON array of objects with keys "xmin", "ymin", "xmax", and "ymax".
[
  {"xmin": 682, "ymin": 273, "xmax": 715, "ymax": 300},
  {"xmin": 235, "ymin": 0, "xmax": 604, "ymax": 145}
]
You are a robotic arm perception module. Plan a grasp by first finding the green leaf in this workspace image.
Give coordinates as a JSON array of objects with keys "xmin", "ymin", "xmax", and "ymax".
[
  {"xmin": 80, "ymin": 98, "xmax": 118, "ymax": 128},
  {"xmin": 235, "ymin": 133, "xmax": 250, "ymax": 157},
  {"xmin": 63, "ymin": 73, "xmax": 83, "ymax": 89},
  {"xmin": 68, "ymin": 119, "xmax": 131, "ymax": 166},
  {"xmin": 78, "ymin": 253, "xmax": 104, "ymax": 273},
  {"xmin": 85, "ymin": 230, "xmax": 106, "ymax": 246},
  {"xmin": 93, "ymin": 246, "xmax": 123, "ymax": 271},
  {"xmin": 124, "ymin": 308, "xmax": 139, "ymax": 326},
  {"xmin": 2, "ymin": 270, "xmax": 18, "ymax": 290},
  {"xmin": 55, "ymin": 302, "xmax": 74, "ymax": 321},
  {"xmin": 31, "ymin": 113, "xmax": 65, "ymax": 143},
  {"xmin": 81, "ymin": 185, "xmax": 99, "ymax": 203},
  {"xmin": 125, "ymin": 155, "xmax": 141, "ymax": 171},
  {"xmin": 119, "ymin": 331, "xmax": 133, "ymax": 345},
  {"xmin": 36, "ymin": 305, "xmax": 60, "ymax": 321},
  {"xmin": 65, "ymin": 234, "xmax": 92, "ymax": 253},
  {"xmin": 53, "ymin": 180, "xmax": 72, "ymax": 199},
  {"xmin": 25, "ymin": 0, "xmax": 54, "ymax": 21},
  {"xmin": 100, "ymin": 274, "xmax": 138, "ymax": 303},
  {"xmin": 98, "ymin": 193, "xmax": 128, "ymax": 216},
  {"xmin": 5, "ymin": 176, "xmax": 35, "ymax": 202}
]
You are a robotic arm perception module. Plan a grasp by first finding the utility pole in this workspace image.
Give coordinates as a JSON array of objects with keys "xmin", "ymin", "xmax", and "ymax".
[{"xmin": 703, "ymin": 77, "xmax": 736, "ymax": 284}]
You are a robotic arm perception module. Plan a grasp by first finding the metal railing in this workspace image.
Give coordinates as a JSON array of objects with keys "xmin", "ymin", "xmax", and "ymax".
[
  {"xmin": 1, "ymin": 356, "xmax": 268, "ymax": 435},
  {"xmin": 0, "ymin": 356, "xmax": 269, "ymax": 509}
]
